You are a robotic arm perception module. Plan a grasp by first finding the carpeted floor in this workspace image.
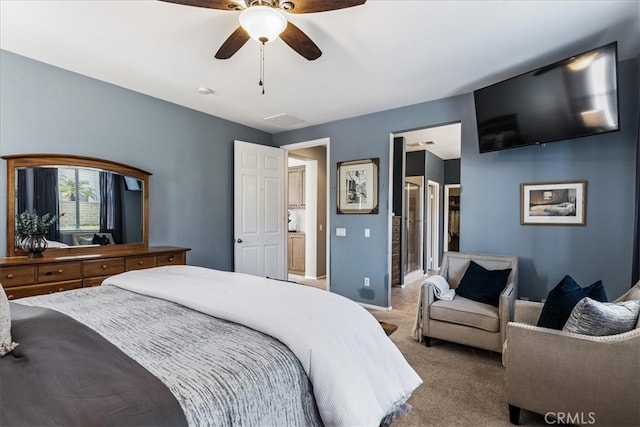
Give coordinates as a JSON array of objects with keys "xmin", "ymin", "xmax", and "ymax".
[{"xmin": 368, "ymin": 277, "xmax": 549, "ymax": 427}]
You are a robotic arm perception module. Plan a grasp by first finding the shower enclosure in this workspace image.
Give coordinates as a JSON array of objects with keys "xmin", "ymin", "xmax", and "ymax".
[{"xmin": 404, "ymin": 177, "xmax": 424, "ymax": 277}]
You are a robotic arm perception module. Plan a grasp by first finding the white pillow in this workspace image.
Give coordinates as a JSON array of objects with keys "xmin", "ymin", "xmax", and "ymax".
[{"xmin": 0, "ymin": 284, "xmax": 18, "ymax": 356}]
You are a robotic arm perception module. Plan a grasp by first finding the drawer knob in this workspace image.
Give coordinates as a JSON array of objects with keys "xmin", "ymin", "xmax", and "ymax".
[
  {"xmin": 45, "ymin": 271, "xmax": 53, "ymax": 276},
  {"xmin": 6, "ymin": 274, "xmax": 13, "ymax": 279},
  {"xmin": 168, "ymin": 257, "xmax": 174, "ymax": 262},
  {"xmin": 58, "ymin": 288, "xmax": 64, "ymax": 292},
  {"xmin": 57, "ymin": 269, "xmax": 63, "ymax": 273},
  {"xmin": 8, "ymin": 294, "xmax": 13, "ymax": 299},
  {"xmin": 101, "ymin": 265, "xmax": 108, "ymax": 269},
  {"xmin": 138, "ymin": 261, "xmax": 144, "ymax": 265}
]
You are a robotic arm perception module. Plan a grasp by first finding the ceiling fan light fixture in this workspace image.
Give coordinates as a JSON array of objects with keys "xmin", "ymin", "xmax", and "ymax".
[{"xmin": 239, "ymin": 6, "xmax": 287, "ymax": 44}]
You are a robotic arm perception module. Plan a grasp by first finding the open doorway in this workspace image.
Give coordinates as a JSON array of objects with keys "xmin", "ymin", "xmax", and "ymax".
[
  {"xmin": 391, "ymin": 122, "xmax": 461, "ymax": 290},
  {"xmin": 444, "ymin": 184, "xmax": 461, "ymax": 252},
  {"xmin": 404, "ymin": 176, "xmax": 424, "ymax": 283},
  {"xmin": 282, "ymin": 138, "xmax": 329, "ymax": 291}
]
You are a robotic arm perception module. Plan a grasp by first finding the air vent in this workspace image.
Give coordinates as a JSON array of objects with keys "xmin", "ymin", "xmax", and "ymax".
[{"xmin": 263, "ymin": 113, "xmax": 306, "ymax": 127}]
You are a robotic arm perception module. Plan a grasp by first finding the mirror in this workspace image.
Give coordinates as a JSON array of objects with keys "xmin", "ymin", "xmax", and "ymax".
[{"xmin": 4, "ymin": 154, "xmax": 150, "ymax": 257}]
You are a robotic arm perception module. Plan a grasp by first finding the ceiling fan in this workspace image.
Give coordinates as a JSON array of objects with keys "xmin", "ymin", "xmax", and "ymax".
[{"xmin": 160, "ymin": 0, "xmax": 367, "ymax": 61}]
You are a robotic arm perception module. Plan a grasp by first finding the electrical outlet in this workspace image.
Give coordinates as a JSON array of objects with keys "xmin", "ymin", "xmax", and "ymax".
[{"xmin": 364, "ymin": 277, "xmax": 370, "ymax": 287}]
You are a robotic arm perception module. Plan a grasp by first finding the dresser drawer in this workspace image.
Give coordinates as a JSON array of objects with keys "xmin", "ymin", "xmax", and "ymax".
[
  {"xmin": 37, "ymin": 262, "xmax": 82, "ymax": 284},
  {"xmin": 391, "ymin": 244, "xmax": 400, "ymax": 256},
  {"xmin": 391, "ymin": 254, "xmax": 400, "ymax": 268},
  {"xmin": 126, "ymin": 256, "xmax": 157, "ymax": 271},
  {"xmin": 1, "ymin": 265, "xmax": 36, "ymax": 287},
  {"xmin": 156, "ymin": 252, "xmax": 185, "ymax": 266},
  {"xmin": 5, "ymin": 280, "xmax": 83, "ymax": 300},
  {"xmin": 83, "ymin": 276, "xmax": 107, "ymax": 288},
  {"xmin": 83, "ymin": 258, "xmax": 125, "ymax": 278},
  {"xmin": 391, "ymin": 272, "xmax": 401, "ymax": 285}
]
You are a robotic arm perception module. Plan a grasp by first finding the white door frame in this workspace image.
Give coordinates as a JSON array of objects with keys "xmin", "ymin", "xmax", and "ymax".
[
  {"xmin": 443, "ymin": 184, "xmax": 461, "ymax": 252},
  {"xmin": 281, "ymin": 137, "xmax": 330, "ymax": 290},
  {"xmin": 427, "ymin": 180, "xmax": 440, "ymax": 271}
]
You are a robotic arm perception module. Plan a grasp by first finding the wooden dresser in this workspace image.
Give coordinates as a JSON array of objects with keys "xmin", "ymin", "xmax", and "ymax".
[
  {"xmin": 391, "ymin": 216, "xmax": 401, "ymax": 286},
  {"xmin": 0, "ymin": 246, "xmax": 189, "ymax": 300}
]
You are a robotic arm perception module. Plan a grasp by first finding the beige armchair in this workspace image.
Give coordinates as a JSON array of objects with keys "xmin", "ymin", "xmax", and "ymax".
[
  {"xmin": 413, "ymin": 252, "xmax": 518, "ymax": 353},
  {"xmin": 506, "ymin": 282, "xmax": 640, "ymax": 426}
]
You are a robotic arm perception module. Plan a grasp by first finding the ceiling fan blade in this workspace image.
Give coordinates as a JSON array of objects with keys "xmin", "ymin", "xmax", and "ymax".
[
  {"xmin": 215, "ymin": 27, "xmax": 251, "ymax": 59},
  {"xmin": 280, "ymin": 22, "xmax": 322, "ymax": 61},
  {"xmin": 158, "ymin": 0, "xmax": 244, "ymax": 11},
  {"xmin": 284, "ymin": 0, "xmax": 366, "ymax": 14}
]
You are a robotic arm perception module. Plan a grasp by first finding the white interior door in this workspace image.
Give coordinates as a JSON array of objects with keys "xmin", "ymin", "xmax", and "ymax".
[{"xmin": 234, "ymin": 140, "xmax": 286, "ymax": 279}]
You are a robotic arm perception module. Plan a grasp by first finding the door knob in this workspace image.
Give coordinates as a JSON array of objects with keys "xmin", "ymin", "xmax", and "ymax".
[{"xmin": 236, "ymin": 238, "xmax": 243, "ymax": 243}]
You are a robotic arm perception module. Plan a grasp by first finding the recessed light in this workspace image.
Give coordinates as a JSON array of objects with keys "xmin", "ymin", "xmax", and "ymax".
[{"xmin": 197, "ymin": 87, "xmax": 214, "ymax": 95}]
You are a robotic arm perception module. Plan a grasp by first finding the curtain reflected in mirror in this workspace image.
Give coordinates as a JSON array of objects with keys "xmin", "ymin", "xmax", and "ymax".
[
  {"xmin": 16, "ymin": 166, "xmax": 143, "ymax": 247},
  {"xmin": 17, "ymin": 167, "xmax": 60, "ymax": 242}
]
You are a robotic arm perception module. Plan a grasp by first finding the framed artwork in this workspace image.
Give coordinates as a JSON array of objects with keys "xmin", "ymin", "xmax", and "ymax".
[
  {"xmin": 337, "ymin": 158, "xmax": 379, "ymax": 214},
  {"xmin": 520, "ymin": 180, "xmax": 587, "ymax": 225}
]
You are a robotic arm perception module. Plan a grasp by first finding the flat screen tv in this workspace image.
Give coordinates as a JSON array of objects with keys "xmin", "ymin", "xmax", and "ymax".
[{"xmin": 474, "ymin": 42, "xmax": 619, "ymax": 153}]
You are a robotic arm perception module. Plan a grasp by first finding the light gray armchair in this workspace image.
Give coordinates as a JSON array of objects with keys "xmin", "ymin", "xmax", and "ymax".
[
  {"xmin": 506, "ymin": 282, "xmax": 640, "ymax": 426},
  {"xmin": 413, "ymin": 252, "xmax": 518, "ymax": 353}
]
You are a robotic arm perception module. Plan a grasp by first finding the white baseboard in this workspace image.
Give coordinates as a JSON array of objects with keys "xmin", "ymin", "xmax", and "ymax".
[{"xmin": 359, "ymin": 301, "xmax": 392, "ymax": 311}]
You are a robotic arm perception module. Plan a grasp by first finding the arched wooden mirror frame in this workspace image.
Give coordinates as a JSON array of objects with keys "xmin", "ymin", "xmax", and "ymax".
[{"xmin": 3, "ymin": 153, "xmax": 150, "ymax": 257}]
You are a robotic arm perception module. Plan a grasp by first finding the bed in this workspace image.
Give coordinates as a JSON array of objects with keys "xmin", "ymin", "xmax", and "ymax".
[{"xmin": 1, "ymin": 265, "xmax": 422, "ymax": 426}]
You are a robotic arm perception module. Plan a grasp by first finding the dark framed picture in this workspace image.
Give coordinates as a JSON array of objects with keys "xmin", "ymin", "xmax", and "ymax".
[
  {"xmin": 337, "ymin": 158, "xmax": 379, "ymax": 214},
  {"xmin": 521, "ymin": 180, "xmax": 587, "ymax": 225}
]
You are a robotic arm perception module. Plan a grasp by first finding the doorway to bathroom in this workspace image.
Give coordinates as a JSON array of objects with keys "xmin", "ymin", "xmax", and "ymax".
[{"xmin": 404, "ymin": 176, "xmax": 424, "ymax": 283}]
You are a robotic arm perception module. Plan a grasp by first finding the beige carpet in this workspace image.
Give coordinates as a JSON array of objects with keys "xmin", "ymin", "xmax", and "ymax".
[{"xmin": 368, "ymin": 281, "xmax": 549, "ymax": 427}]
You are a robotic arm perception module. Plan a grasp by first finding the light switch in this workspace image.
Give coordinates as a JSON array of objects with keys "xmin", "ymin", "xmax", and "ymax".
[
  {"xmin": 336, "ymin": 227, "xmax": 347, "ymax": 237},
  {"xmin": 364, "ymin": 228, "xmax": 370, "ymax": 237}
]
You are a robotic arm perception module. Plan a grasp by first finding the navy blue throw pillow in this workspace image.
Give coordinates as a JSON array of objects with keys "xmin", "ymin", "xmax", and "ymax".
[
  {"xmin": 455, "ymin": 260, "xmax": 512, "ymax": 307},
  {"xmin": 537, "ymin": 276, "xmax": 608, "ymax": 330},
  {"xmin": 584, "ymin": 279, "xmax": 608, "ymax": 302},
  {"xmin": 92, "ymin": 233, "xmax": 110, "ymax": 246}
]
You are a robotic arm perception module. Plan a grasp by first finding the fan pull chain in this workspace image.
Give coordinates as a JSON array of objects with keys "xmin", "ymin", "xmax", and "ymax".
[{"xmin": 259, "ymin": 42, "xmax": 265, "ymax": 95}]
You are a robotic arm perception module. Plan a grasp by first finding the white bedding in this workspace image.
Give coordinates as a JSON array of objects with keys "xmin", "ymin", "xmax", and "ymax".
[{"xmin": 103, "ymin": 265, "xmax": 422, "ymax": 426}]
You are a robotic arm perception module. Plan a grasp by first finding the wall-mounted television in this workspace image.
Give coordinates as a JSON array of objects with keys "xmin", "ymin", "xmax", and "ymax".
[{"xmin": 474, "ymin": 42, "xmax": 619, "ymax": 153}]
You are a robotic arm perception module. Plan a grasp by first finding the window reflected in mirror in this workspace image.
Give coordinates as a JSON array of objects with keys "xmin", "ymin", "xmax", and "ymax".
[{"xmin": 16, "ymin": 166, "xmax": 144, "ymax": 247}]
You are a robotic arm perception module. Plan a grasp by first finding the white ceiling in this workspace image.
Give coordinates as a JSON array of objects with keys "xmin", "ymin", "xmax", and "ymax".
[
  {"xmin": 398, "ymin": 123, "xmax": 461, "ymax": 160},
  {"xmin": 1, "ymin": 0, "xmax": 638, "ymax": 140}
]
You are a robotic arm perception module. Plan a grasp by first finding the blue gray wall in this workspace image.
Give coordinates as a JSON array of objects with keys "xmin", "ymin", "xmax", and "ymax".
[
  {"xmin": 2, "ymin": 49, "xmax": 638, "ymax": 306},
  {"xmin": 425, "ymin": 150, "xmax": 446, "ymax": 263},
  {"xmin": 275, "ymin": 58, "xmax": 638, "ymax": 304},
  {"xmin": 462, "ymin": 58, "xmax": 639, "ymax": 301},
  {"xmin": 0, "ymin": 50, "xmax": 272, "ymax": 270},
  {"xmin": 444, "ymin": 159, "xmax": 461, "ymax": 185},
  {"xmin": 273, "ymin": 95, "xmax": 475, "ymax": 307}
]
